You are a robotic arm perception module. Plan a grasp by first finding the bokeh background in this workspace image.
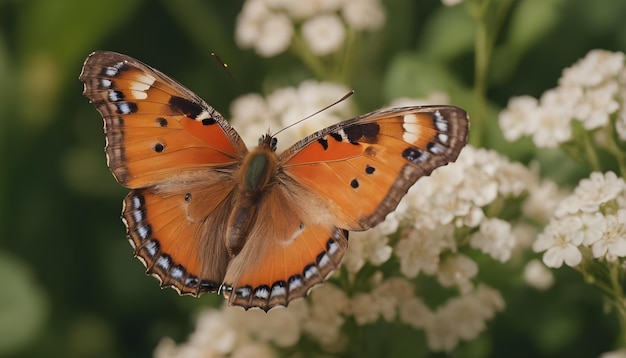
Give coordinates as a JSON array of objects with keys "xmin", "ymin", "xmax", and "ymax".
[{"xmin": 2, "ymin": 0, "xmax": 626, "ymax": 357}]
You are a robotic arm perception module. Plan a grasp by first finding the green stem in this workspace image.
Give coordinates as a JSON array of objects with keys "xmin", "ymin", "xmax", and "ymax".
[
  {"xmin": 581, "ymin": 130, "xmax": 602, "ymax": 172},
  {"xmin": 601, "ymin": 121, "xmax": 626, "ymax": 177},
  {"xmin": 468, "ymin": 0, "xmax": 514, "ymax": 147}
]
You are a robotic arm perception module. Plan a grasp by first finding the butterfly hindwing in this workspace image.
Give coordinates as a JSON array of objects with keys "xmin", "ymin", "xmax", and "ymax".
[
  {"xmin": 80, "ymin": 51, "xmax": 247, "ymax": 188},
  {"xmin": 221, "ymin": 181, "xmax": 349, "ymax": 310},
  {"xmin": 280, "ymin": 106, "xmax": 469, "ymax": 230}
]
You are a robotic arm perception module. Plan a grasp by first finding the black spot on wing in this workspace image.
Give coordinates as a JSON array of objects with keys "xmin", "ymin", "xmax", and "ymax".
[
  {"xmin": 156, "ymin": 117, "xmax": 168, "ymax": 127},
  {"xmin": 402, "ymin": 147, "xmax": 427, "ymax": 164},
  {"xmin": 317, "ymin": 137, "xmax": 329, "ymax": 150},
  {"xmin": 169, "ymin": 96, "xmax": 204, "ymax": 119},
  {"xmin": 343, "ymin": 123, "xmax": 380, "ymax": 144}
]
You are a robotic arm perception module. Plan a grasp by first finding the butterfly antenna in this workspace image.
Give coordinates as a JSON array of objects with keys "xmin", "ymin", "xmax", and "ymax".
[
  {"xmin": 273, "ymin": 90, "xmax": 354, "ymax": 137},
  {"xmin": 211, "ymin": 53, "xmax": 239, "ymax": 89}
]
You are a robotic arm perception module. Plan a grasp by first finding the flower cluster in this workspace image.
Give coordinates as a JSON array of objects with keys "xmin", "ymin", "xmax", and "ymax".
[
  {"xmin": 229, "ymin": 80, "xmax": 354, "ymax": 148},
  {"xmin": 235, "ymin": 0, "xmax": 385, "ymax": 57},
  {"xmin": 533, "ymin": 171, "xmax": 626, "ymax": 267},
  {"xmin": 498, "ymin": 50, "xmax": 626, "ymax": 148}
]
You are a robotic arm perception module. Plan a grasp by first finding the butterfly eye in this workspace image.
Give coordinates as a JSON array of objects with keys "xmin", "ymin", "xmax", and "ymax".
[{"xmin": 270, "ymin": 137, "xmax": 278, "ymax": 151}]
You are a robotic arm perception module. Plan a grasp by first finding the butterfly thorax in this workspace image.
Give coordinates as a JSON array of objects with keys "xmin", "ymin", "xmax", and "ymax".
[{"xmin": 226, "ymin": 135, "xmax": 279, "ymax": 256}]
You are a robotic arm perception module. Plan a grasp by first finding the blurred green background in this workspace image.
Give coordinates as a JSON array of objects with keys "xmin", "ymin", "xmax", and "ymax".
[{"xmin": 1, "ymin": 0, "xmax": 626, "ymax": 357}]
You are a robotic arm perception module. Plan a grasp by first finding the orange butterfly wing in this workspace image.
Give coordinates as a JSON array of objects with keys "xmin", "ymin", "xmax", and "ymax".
[
  {"xmin": 80, "ymin": 51, "xmax": 247, "ymax": 188},
  {"xmin": 222, "ymin": 106, "xmax": 468, "ymax": 309},
  {"xmin": 282, "ymin": 106, "xmax": 469, "ymax": 229},
  {"xmin": 80, "ymin": 51, "xmax": 246, "ymax": 295}
]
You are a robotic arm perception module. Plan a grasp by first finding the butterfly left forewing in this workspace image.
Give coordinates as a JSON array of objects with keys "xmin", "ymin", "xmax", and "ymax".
[
  {"xmin": 280, "ymin": 105, "xmax": 469, "ymax": 230},
  {"xmin": 80, "ymin": 51, "xmax": 247, "ymax": 188}
]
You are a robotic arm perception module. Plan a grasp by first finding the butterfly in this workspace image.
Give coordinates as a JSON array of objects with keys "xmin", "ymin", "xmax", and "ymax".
[{"xmin": 79, "ymin": 51, "xmax": 469, "ymax": 311}]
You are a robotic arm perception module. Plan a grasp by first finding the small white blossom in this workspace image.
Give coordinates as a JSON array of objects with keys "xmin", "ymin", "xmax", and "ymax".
[
  {"xmin": 398, "ymin": 297, "xmax": 432, "ymax": 329},
  {"xmin": 394, "ymin": 225, "xmax": 454, "ymax": 278},
  {"xmin": 437, "ymin": 254, "xmax": 478, "ymax": 293},
  {"xmin": 236, "ymin": 1, "xmax": 294, "ymax": 57},
  {"xmin": 341, "ymin": 0, "xmax": 386, "ymax": 31},
  {"xmin": 470, "ymin": 218, "xmax": 515, "ymax": 263},
  {"xmin": 301, "ymin": 14, "xmax": 346, "ymax": 56},
  {"xmin": 498, "ymin": 95, "xmax": 539, "ymax": 142},
  {"xmin": 600, "ymin": 348, "xmax": 626, "ymax": 358},
  {"xmin": 343, "ymin": 227, "xmax": 392, "ymax": 273},
  {"xmin": 424, "ymin": 285, "xmax": 503, "ymax": 352},
  {"xmin": 559, "ymin": 49, "xmax": 625, "ymax": 88},
  {"xmin": 533, "ymin": 217, "xmax": 584, "ymax": 268},
  {"xmin": 523, "ymin": 259, "xmax": 555, "ymax": 290},
  {"xmin": 592, "ymin": 210, "xmax": 626, "ymax": 261}
]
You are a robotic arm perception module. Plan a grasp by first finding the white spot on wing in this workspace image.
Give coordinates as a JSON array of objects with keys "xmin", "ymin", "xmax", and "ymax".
[
  {"xmin": 434, "ymin": 111, "xmax": 448, "ymax": 132},
  {"xmin": 429, "ymin": 142, "xmax": 446, "ymax": 154},
  {"xmin": 137, "ymin": 224, "xmax": 150, "ymax": 240},
  {"xmin": 271, "ymin": 284, "xmax": 286, "ymax": 297},
  {"xmin": 170, "ymin": 266, "xmax": 184, "ymax": 279},
  {"xmin": 194, "ymin": 109, "xmax": 212, "ymax": 121},
  {"xmin": 156, "ymin": 255, "xmax": 170, "ymax": 270},
  {"xmin": 254, "ymin": 286, "xmax": 269, "ymax": 299},
  {"xmin": 402, "ymin": 114, "xmax": 422, "ymax": 144},
  {"xmin": 328, "ymin": 240, "xmax": 340, "ymax": 256},
  {"xmin": 130, "ymin": 90, "xmax": 148, "ymax": 100},
  {"xmin": 117, "ymin": 103, "xmax": 133, "ymax": 114},
  {"xmin": 304, "ymin": 266, "xmax": 319, "ymax": 280},
  {"xmin": 318, "ymin": 253, "xmax": 331, "ymax": 268},
  {"xmin": 289, "ymin": 277, "xmax": 303, "ymax": 291},
  {"xmin": 145, "ymin": 240, "xmax": 158, "ymax": 257}
]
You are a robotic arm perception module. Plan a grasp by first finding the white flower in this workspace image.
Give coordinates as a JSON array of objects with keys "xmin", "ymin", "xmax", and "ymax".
[
  {"xmin": 437, "ymin": 254, "xmax": 478, "ymax": 293},
  {"xmin": 498, "ymin": 95, "xmax": 538, "ymax": 142},
  {"xmin": 303, "ymin": 284, "xmax": 348, "ymax": 348},
  {"xmin": 555, "ymin": 171, "xmax": 626, "ymax": 216},
  {"xmin": 533, "ymin": 216, "xmax": 584, "ymax": 268},
  {"xmin": 559, "ymin": 49, "xmax": 625, "ymax": 88},
  {"xmin": 236, "ymin": 1, "xmax": 294, "ymax": 57},
  {"xmin": 600, "ymin": 348, "xmax": 626, "ymax": 358},
  {"xmin": 341, "ymin": 0, "xmax": 386, "ymax": 31},
  {"xmin": 398, "ymin": 297, "xmax": 432, "ymax": 329},
  {"xmin": 231, "ymin": 343, "xmax": 276, "ymax": 358},
  {"xmin": 273, "ymin": 0, "xmax": 344, "ymax": 20},
  {"xmin": 470, "ymin": 218, "xmax": 515, "ymax": 263},
  {"xmin": 580, "ymin": 212, "xmax": 605, "ymax": 246},
  {"xmin": 592, "ymin": 209, "xmax": 626, "ymax": 261},
  {"xmin": 523, "ymin": 180, "xmax": 566, "ymax": 222},
  {"xmin": 441, "ymin": 0, "xmax": 464, "ymax": 6},
  {"xmin": 523, "ymin": 259, "xmax": 554, "ymax": 290},
  {"xmin": 530, "ymin": 102, "xmax": 572, "ymax": 148},
  {"xmin": 230, "ymin": 93, "xmax": 271, "ymax": 146},
  {"xmin": 575, "ymin": 80, "xmax": 619, "ymax": 130},
  {"xmin": 424, "ymin": 285, "xmax": 503, "ymax": 352},
  {"xmin": 349, "ymin": 292, "xmax": 379, "ymax": 325},
  {"xmin": 343, "ymin": 227, "xmax": 392, "ymax": 273},
  {"xmin": 230, "ymin": 81, "xmax": 354, "ymax": 149},
  {"xmin": 301, "ymin": 14, "xmax": 346, "ymax": 56},
  {"xmin": 394, "ymin": 225, "xmax": 454, "ymax": 278}
]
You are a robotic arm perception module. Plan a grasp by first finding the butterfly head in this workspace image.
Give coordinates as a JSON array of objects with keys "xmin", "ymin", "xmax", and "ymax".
[{"xmin": 258, "ymin": 134, "xmax": 278, "ymax": 152}]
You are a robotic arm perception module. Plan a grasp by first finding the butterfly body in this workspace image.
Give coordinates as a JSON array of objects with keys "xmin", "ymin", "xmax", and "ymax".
[{"xmin": 80, "ymin": 51, "xmax": 469, "ymax": 310}]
